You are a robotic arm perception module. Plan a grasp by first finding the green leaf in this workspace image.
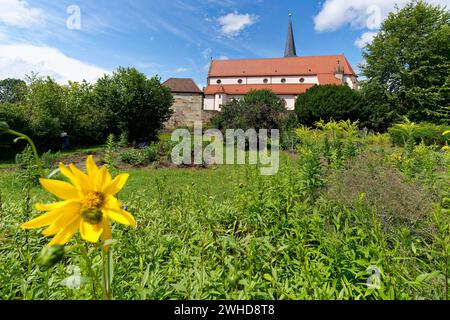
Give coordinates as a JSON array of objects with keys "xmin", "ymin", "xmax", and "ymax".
[
  {"xmin": 415, "ymin": 271, "xmax": 441, "ymax": 284},
  {"xmin": 263, "ymin": 273, "xmax": 274, "ymax": 282},
  {"xmin": 0, "ymin": 121, "xmax": 9, "ymax": 134}
]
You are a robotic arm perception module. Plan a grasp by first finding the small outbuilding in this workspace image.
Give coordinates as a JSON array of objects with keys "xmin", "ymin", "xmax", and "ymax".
[{"xmin": 163, "ymin": 78, "xmax": 204, "ymax": 129}]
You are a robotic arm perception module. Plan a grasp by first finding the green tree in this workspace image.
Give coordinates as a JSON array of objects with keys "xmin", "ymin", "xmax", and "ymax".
[
  {"xmin": 25, "ymin": 76, "xmax": 64, "ymax": 149},
  {"xmin": 93, "ymin": 67, "xmax": 173, "ymax": 142},
  {"xmin": 295, "ymin": 85, "xmax": 364, "ymax": 126},
  {"xmin": 0, "ymin": 78, "xmax": 26, "ymax": 103},
  {"xmin": 61, "ymin": 81, "xmax": 108, "ymax": 145},
  {"xmin": 212, "ymin": 89, "xmax": 286, "ymax": 130},
  {"xmin": 361, "ymin": 1, "xmax": 450, "ymax": 125}
]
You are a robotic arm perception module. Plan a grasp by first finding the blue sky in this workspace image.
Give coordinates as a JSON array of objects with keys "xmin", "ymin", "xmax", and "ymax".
[{"xmin": 0, "ymin": 0, "xmax": 448, "ymax": 86}]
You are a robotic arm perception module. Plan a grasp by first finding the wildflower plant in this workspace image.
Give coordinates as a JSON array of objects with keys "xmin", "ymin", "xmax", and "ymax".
[
  {"xmin": 21, "ymin": 156, "xmax": 136, "ymax": 299},
  {"xmin": 2, "ymin": 121, "xmax": 136, "ymax": 300}
]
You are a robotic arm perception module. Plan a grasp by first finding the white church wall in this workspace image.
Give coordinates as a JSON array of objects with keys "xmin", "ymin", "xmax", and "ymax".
[
  {"xmin": 343, "ymin": 75, "xmax": 357, "ymax": 90},
  {"xmin": 209, "ymin": 75, "xmax": 319, "ymax": 86},
  {"xmin": 279, "ymin": 95, "xmax": 296, "ymax": 111},
  {"xmin": 204, "ymin": 96, "xmax": 215, "ymax": 111},
  {"xmin": 271, "ymin": 76, "xmax": 318, "ymax": 84}
]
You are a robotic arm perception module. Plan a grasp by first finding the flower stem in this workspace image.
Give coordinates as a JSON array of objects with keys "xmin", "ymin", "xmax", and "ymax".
[
  {"xmin": 5, "ymin": 129, "xmax": 44, "ymax": 177},
  {"xmin": 80, "ymin": 244, "xmax": 98, "ymax": 299},
  {"xmin": 102, "ymin": 248, "xmax": 113, "ymax": 300}
]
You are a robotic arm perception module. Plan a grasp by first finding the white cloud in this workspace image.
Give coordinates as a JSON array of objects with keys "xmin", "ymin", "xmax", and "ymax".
[
  {"xmin": 0, "ymin": 0, "xmax": 45, "ymax": 28},
  {"xmin": 218, "ymin": 12, "xmax": 258, "ymax": 37},
  {"xmin": 218, "ymin": 55, "xmax": 229, "ymax": 60},
  {"xmin": 175, "ymin": 68, "xmax": 190, "ymax": 73},
  {"xmin": 0, "ymin": 44, "xmax": 109, "ymax": 83},
  {"xmin": 354, "ymin": 31, "xmax": 378, "ymax": 49},
  {"xmin": 0, "ymin": 31, "xmax": 7, "ymax": 40},
  {"xmin": 314, "ymin": 0, "xmax": 449, "ymax": 49},
  {"xmin": 314, "ymin": 0, "xmax": 449, "ymax": 32}
]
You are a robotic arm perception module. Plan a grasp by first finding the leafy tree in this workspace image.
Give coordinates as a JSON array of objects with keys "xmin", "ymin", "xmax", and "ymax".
[
  {"xmin": 212, "ymin": 89, "xmax": 286, "ymax": 130},
  {"xmin": 25, "ymin": 77, "xmax": 64, "ymax": 150},
  {"xmin": 295, "ymin": 85, "xmax": 365, "ymax": 126},
  {"xmin": 93, "ymin": 67, "xmax": 173, "ymax": 142},
  {"xmin": 361, "ymin": 0, "xmax": 450, "ymax": 125},
  {"xmin": 61, "ymin": 81, "xmax": 108, "ymax": 145},
  {"xmin": 0, "ymin": 78, "xmax": 26, "ymax": 103}
]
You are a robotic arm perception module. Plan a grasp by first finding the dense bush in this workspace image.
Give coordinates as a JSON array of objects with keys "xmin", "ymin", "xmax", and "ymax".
[
  {"xmin": 93, "ymin": 67, "xmax": 173, "ymax": 142},
  {"xmin": 0, "ymin": 68, "xmax": 174, "ymax": 160},
  {"xmin": 212, "ymin": 89, "xmax": 286, "ymax": 131},
  {"xmin": 325, "ymin": 152, "xmax": 433, "ymax": 235},
  {"xmin": 121, "ymin": 145, "xmax": 159, "ymax": 166},
  {"xmin": 389, "ymin": 122, "xmax": 450, "ymax": 146},
  {"xmin": 295, "ymin": 85, "xmax": 365, "ymax": 126}
]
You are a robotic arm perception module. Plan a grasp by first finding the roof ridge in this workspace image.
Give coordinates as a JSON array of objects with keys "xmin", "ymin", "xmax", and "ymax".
[{"xmin": 212, "ymin": 54, "xmax": 349, "ymax": 63}]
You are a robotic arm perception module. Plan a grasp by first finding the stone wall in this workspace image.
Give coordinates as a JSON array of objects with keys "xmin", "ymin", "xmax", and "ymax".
[
  {"xmin": 202, "ymin": 110, "xmax": 219, "ymax": 125},
  {"xmin": 165, "ymin": 93, "xmax": 204, "ymax": 129}
]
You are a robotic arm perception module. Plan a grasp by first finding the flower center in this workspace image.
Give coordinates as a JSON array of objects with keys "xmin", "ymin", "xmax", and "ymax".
[
  {"xmin": 81, "ymin": 192, "xmax": 105, "ymax": 225},
  {"xmin": 81, "ymin": 192, "xmax": 104, "ymax": 209}
]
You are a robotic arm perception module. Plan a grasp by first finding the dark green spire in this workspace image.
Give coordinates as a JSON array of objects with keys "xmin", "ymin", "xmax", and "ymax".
[{"xmin": 284, "ymin": 13, "xmax": 297, "ymax": 57}]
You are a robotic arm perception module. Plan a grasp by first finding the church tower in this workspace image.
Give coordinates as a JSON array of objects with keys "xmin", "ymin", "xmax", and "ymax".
[{"xmin": 284, "ymin": 13, "xmax": 297, "ymax": 57}]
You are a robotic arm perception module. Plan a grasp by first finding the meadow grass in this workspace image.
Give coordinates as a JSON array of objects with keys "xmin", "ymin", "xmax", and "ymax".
[{"xmin": 0, "ymin": 136, "xmax": 449, "ymax": 300}]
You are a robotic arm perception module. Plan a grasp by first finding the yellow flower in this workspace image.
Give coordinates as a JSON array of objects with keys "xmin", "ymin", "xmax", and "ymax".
[{"xmin": 21, "ymin": 156, "xmax": 136, "ymax": 246}]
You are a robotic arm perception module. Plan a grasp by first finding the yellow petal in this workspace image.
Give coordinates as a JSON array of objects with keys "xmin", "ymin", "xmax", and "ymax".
[
  {"xmin": 103, "ymin": 173, "xmax": 129, "ymax": 195},
  {"xmin": 35, "ymin": 200, "xmax": 73, "ymax": 212},
  {"xmin": 101, "ymin": 218, "xmax": 113, "ymax": 252},
  {"xmin": 48, "ymin": 217, "xmax": 81, "ymax": 246},
  {"xmin": 80, "ymin": 220, "xmax": 103, "ymax": 243},
  {"xmin": 59, "ymin": 163, "xmax": 85, "ymax": 190},
  {"xmin": 23, "ymin": 201, "xmax": 79, "ymax": 230},
  {"xmin": 41, "ymin": 204, "xmax": 81, "ymax": 236},
  {"xmin": 94, "ymin": 167, "xmax": 111, "ymax": 191},
  {"xmin": 69, "ymin": 163, "xmax": 94, "ymax": 191},
  {"xmin": 21, "ymin": 211, "xmax": 61, "ymax": 229},
  {"xmin": 101, "ymin": 218, "xmax": 112, "ymax": 242},
  {"xmin": 103, "ymin": 208, "xmax": 136, "ymax": 227},
  {"xmin": 40, "ymin": 178, "xmax": 80, "ymax": 200},
  {"xmin": 86, "ymin": 155, "xmax": 99, "ymax": 179}
]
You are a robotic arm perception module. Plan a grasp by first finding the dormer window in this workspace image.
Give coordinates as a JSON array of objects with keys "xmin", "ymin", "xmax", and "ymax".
[
  {"xmin": 238, "ymin": 79, "xmax": 243, "ymax": 84},
  {"xmin": 281, "ymin": 78, "xmax": 286, "ymax": 83},
  {"xmin": 216, "ymin": 79, "xmax": 222, "ymax": 84},
  {"xmin": 263, "ymin": 79, "xmax": 269, "ymax": 84},
  {"xmin": 299, "ymin": 78, "xmax": 305, "ymax": 83}
]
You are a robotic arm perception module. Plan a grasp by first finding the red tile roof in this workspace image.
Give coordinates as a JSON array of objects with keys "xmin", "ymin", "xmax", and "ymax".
[
  {"xmin": 208, "ymin": 55, "xmax": 356, "ymax": 77},
  {"xmin": 204, "ymin": 84, "xmax": 316, "ymax": 95},
  {"xmin": 163, "ymin": 78, "xmax": 202, "ymax": 94}
]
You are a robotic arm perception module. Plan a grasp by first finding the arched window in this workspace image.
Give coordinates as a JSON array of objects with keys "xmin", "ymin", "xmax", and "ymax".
[{"xmin": 216, "ymin": 79, "xmax": 222, "ymax": 84}]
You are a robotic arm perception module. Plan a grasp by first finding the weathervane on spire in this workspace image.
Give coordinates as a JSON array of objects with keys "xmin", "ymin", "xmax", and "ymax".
[{"xmin": 284, "ymin": 12, "xmax": 297, "ymax": 57}]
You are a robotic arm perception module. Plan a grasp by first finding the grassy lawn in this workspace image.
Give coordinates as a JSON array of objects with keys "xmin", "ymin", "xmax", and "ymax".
[{"xmin": 0, "ymin": 135, "xmax": 449, "ymax": 300}]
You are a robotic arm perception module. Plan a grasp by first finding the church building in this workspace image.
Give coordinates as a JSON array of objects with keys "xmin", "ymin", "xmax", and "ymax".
[{"xmin": 204, "ymin": 14, "xmax": 358, "ymax": 111}]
